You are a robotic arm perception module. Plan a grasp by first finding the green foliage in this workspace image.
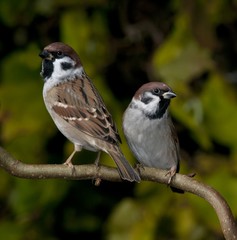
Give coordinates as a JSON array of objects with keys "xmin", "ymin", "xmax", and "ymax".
[
  {"xmin": 201, "ymin": 74, "xmax": 237, "ymax": 151},
  {"xmin": 1, "ymin": 0, "xmax": 237, "ymax": 239},
  {"xmin": 0, "ymin": 44, "xmax": 52, "ymax": 162}
]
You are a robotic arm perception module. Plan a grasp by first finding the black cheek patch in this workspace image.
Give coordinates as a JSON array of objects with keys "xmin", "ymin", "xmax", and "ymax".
[
  {"xmin": 42, "ymin": 60, "xmax": 54, "ymax": 80},
  {"xmin": 147, "ymin": 99, "xmax": 170, "ymax": 120},
  {"xmin": 61, "ymin": 62, "xmax": 73, "ymax": 70},
  {"xmin": 141, "ymin": 96, "xmax": 152, "ymax": 104}
]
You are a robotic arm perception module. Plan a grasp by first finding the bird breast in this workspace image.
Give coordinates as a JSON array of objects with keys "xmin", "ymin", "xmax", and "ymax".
[{"xmin": 123, "ymin": 106, "xmax": 177, "ymax": 169}]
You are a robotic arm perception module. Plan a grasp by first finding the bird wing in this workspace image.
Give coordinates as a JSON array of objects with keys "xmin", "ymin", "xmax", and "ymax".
[
  {"xmin": 48, "ymin": 76, "xmax": 121, "ymax": 145},
  {"xmin": 169, "ymin": 118, "xmax": 180, "ymax": 171}
]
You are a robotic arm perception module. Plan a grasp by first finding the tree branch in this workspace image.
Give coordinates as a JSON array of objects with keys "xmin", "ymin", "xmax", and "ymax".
[{"xmin": 0, "ymin": 146, "xmax": 236, "ymax": 239}]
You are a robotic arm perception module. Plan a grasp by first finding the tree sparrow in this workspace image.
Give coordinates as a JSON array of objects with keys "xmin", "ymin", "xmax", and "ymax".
[
  {"xmin": 123, "ymin": 82, "xmax": 180, "ymax": 187},
  {"xmin": 39, "ymin": 42, "xmax": 140, "ymax": 182}
]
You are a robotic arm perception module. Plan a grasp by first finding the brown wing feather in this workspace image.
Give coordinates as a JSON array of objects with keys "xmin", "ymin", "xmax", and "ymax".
[
  {"xmin": 169, "ymin": 118, "xmax": 180, "ymax": 171},
  {"xmin": 49, "ymin": 76, "xmax": 121, "ymax": 145}
]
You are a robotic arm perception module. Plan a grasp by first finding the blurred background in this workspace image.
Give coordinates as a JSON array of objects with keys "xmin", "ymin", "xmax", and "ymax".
[{"xmin": 0, "ymin": 0, "xmax": 237, "ymax": 239}]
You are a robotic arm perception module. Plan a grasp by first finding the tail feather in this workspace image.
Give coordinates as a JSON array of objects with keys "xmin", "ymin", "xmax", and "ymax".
[{"xmin": 109, "ymin": 151, "xmax": 141, "ymax": 182}]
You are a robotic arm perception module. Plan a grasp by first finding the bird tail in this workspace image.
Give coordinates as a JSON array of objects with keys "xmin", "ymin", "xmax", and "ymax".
[{"xmin": 108, "ymin": 150, "xmax": 141, "ymax": 182}]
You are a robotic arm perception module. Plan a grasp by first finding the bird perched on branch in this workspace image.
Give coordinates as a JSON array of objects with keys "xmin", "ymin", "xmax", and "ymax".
[
  {"xmin": 39, "ymin": 42, "xmax": 140, "ymax": 182},
  {"xmin": 123, "ymin": 82, "xmax": 182, "ymax": 191}
]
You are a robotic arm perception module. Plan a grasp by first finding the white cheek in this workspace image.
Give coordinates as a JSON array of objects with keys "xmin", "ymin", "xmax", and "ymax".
[
  {"xmin": 43, "ymin": 58, "xmax": 84, "ymax": 96},
  {"xmin": 144, "ymin": 99, "xmax": 160, "ymax": 115},
  {"xmin": 51, "ymin": 57, "xmax": 75, "ymax": 80},
  {"xmin": 133, "ymin": 93, "xmax": 161, "ymax": 116}
]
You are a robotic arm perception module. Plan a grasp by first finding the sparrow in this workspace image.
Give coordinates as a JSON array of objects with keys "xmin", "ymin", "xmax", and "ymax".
[
  {"xmin": 39, "ymin": 42, "xmax": 140, "ymax": 182},
  {"xmin": 123, "ymin": 82, "xmax": 181, "ymax": 189}
]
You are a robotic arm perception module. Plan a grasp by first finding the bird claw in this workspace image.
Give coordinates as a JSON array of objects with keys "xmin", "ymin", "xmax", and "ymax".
[
  {"xmin": 94, "ymin": 177, "xmax": 102, "ymax": 186},
  {"xmin": 63, "ymin": 149, "xmax": 77, "ymax": 168},
  {"xmin": 63, "ymin": 151, "xmax": 77, "ymax": 176},
  {"xmin": 165, "ymin": 167, "xmax": 176, "ymax": 185},
  {"xmin": 63, "ymin": 161, "xmax": 77, "ymax": 176},
  {"xmin": 93, "ymin": 162, "xmax": 102, "ymax": 186},
  {"xmin": 63, "ymin": 161, "xmax": 74, "ymax": 168},
  {"xmin": 135, "ymin": 163, "xmax": 145, "ymax": 175},
  {"xmin": 166, "ymin": 167, "xmax": 185, "ymax": 193},
  {"xmin": 136, "ymin": 162, "xmax": 145, "ymax": 170},
  {"xmin": 91, "ymin": 152, "xmax": 103, "ymax": 186}
]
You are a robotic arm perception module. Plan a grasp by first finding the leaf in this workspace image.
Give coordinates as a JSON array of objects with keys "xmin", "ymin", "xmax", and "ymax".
[
  {"xmin": 201, "ymin": 73, "xmax": 237, "ymax": 151},
  {"xmin": 152, "ymin": 13, "xmax": 213, "ymax": 85}
]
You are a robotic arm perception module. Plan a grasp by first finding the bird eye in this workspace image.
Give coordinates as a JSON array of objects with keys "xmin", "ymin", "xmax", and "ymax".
[
  {"xmin": 153, "ymin": 88, "xmax": 160, "ymax": 95},
  {"xmin": 56, "ymin": 51, "xmax": 63, "ymax": 58}
]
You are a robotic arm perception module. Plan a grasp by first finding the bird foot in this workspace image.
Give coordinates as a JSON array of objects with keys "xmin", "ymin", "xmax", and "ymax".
[
  {"xmin": 63, "ymin": 160, "xmax": 76, "ymax": 176},
  {"xmin": 92, "ymin": 152, "xmax": 102, "ymax": 186},
  {"xmin": 63, "ymin": 160, "xmax": 74, "ymax": 168},
  {"xmin": 94, "ymin": 177, "xmax": 102, "ymax": 186},
  {"xmin": 165, "ymin": 167, "xmax": 176, "ymax": 185},
  {"xmin": 63, "ymin": 150, "xmax": 77, "ymax": 176},
  {"xmin": 166, "ymin": 167, "xmax": 185, "ymax": 193},
  {"xmin": 135, "ymin": 163, "xmax": 145, "ymax": 175},
  {"xmin": 63, "ymin": 149, "xmax": 77, "ymax": 168},
  {"xmin": 93, "ymin": 163, "xmax": 102, "ymax": 186}
]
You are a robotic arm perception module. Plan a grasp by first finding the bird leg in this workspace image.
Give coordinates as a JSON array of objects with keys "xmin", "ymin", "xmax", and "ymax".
[
  {"xmin": 93, "ymin": 152, "xmax": 102, "ymax": 186},
  {"xmin": 166, "ymin": 166, "xmax": 185, "ymax": 193},
  {"xmin": 94, "ymin": 151, "xmax": 101, "ymax": 167},
  {"xmin": 135, "ymin": 162, "xmax": 145, "ymax": 175},
  {"xmin": 165, "ymin": 166, "xmax": 177, "ymax": 185},
  {"xmin": 63, "ymin": 150, "xmax": 76, "ymax": 168},
  {"xmin": 63, "ymin": 145, "xmax": 82, "ymax": 168}
]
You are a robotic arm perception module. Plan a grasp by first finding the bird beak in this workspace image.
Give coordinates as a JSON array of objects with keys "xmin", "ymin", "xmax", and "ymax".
[
  {"xmin": 162, "ymin": 91, "xmax": 176, "ymax": 99},
  {"xmin": 39, "ymin": 50, "xmax": 54, "ymax": 60}
]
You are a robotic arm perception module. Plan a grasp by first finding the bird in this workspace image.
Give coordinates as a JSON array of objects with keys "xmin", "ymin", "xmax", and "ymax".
[
  {"xmin": 123, "ymin": 82, "xmax": 181, "ymax": 190},
  {"xmin": 39, "ymin": 42, "xmax": 140, "ymax": 182}
]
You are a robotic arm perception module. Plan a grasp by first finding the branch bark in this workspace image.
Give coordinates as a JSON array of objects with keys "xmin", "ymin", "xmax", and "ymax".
[{"xmin": 0, "ymin": 146, "xmax": 236, "ymax": 239}]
